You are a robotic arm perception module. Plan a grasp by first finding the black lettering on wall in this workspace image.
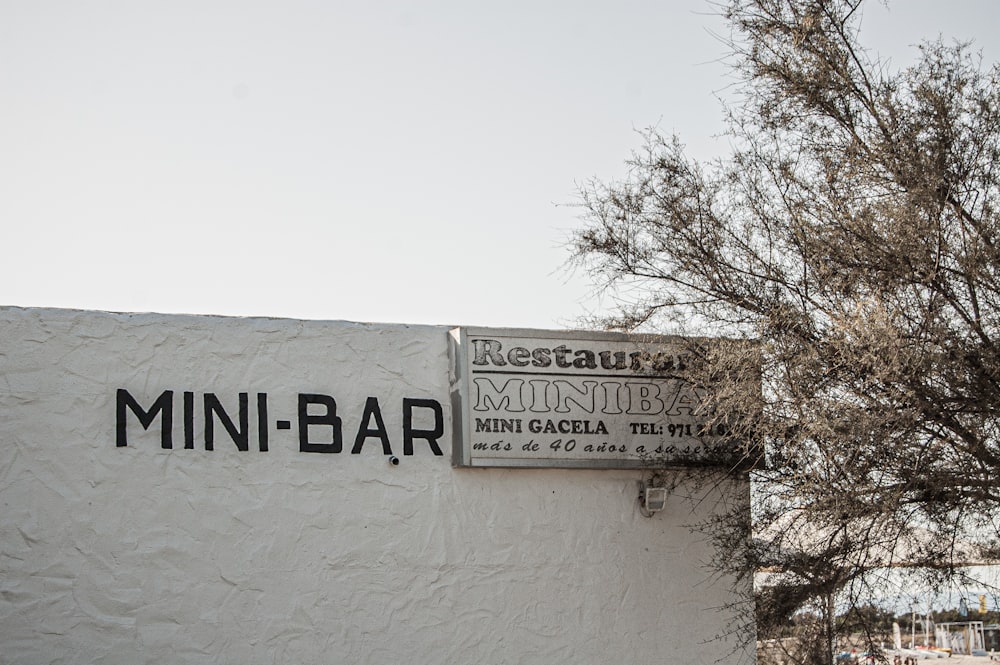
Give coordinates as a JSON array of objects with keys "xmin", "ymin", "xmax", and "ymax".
[
  {"xmin": 204, "ymin": 393, "xmax": 249, "ymax": 451},
  {"xmin": 116, "ymin": 389, "xmax": 445, "ymax": 458},
  {"xmin": 183, "ymin": 391, "xmax": 195, "ymax": 449},
  {"xmin": 298, "ymin": 393, "xmax": 343, "ymax": 453},
  {"xmin": 351, "ymin": 396, "xmax": 393, "ymax": 455},
  {"xmin": 402, "ymin": 398, "xmax": 444, "ymax": 456},
  {"xmin": 257, "ymin": 393, "xmax": 269, "ymax": 452},
  {"xmin": 116, "ymin": 389, "xmax": 173, "ymax": 448}
]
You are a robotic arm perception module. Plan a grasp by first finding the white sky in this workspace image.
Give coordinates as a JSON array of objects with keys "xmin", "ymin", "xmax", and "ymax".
[{"xmin": 4, "ymin": 1, "xmax": 999, "ymax": 329}]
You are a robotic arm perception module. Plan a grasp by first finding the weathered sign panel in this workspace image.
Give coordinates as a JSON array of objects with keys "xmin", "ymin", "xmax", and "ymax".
[{"xmin": 450, "ymin": 327, "xmax": 738, "ymax": 468}]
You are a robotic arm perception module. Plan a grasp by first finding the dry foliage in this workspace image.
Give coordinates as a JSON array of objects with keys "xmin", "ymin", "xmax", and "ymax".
[{"xmin": 570, "ymin": 1, "xmax": 1000, "ymax": 662}]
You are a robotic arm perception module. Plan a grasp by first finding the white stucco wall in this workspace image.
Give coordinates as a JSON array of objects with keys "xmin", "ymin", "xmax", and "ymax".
[{"xmin": 0, "ymin": 307, "xmax": 752, "ymax": 664}]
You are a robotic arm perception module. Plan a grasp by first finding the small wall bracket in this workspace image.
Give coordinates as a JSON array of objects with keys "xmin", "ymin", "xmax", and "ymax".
[{"xmin": 639, "ymin": 483, "xmax": 667, "ymax": 517}]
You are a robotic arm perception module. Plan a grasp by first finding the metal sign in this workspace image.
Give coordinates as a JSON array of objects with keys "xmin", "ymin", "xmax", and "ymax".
[{"xmin": 449, "ymin": 327, "xmax": 741, "ymax": 469}]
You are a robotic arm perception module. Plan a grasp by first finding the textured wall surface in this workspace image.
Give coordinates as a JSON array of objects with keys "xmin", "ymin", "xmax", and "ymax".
[{"xmin": 0, "ymin": 307, "xmax": 752, "ymax": 664}]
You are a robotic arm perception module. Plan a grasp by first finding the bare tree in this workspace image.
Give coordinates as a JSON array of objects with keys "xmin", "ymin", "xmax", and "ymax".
[{"xmin": 570, "ymin": 1, "xmax": 1000, "ymax": 661}]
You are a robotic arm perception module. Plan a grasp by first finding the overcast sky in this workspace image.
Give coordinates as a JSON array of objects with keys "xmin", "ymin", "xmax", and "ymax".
[{"xmin": 4, "ymin": 1, "xmax": 999, "ymax": 329}]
